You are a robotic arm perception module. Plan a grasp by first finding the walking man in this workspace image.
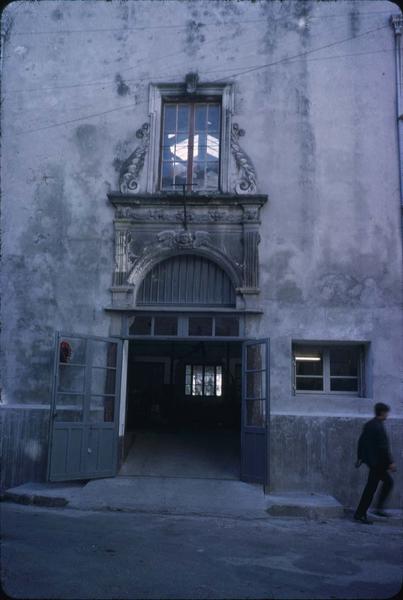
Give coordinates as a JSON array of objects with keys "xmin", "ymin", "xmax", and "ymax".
[{"xmin": 354, "ymin": 403, "xmax": 396, "ymax": 524}]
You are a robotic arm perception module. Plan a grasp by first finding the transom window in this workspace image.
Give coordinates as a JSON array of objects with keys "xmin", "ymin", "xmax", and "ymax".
[
  {"xmin": 293, "ymin": 344, "xmax": 364, "ymax": 395},
  {"xmin": 160, "ymin": 101, "xmax": 221, "ymax": 191},
  {"xmin": 185, "ymin": 364, "xmax": 223, "ymax": 397},
  {"xmin": 128, "ymin": 315, "xmax": 240, "ymax": 337}
]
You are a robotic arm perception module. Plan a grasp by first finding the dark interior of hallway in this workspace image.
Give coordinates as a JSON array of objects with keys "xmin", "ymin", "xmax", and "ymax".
[{"xmin": 120, "ymin": 340, "xmax": 242, "ymax": 479}]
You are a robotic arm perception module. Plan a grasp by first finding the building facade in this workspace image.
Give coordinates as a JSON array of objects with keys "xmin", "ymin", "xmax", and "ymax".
[{"xmin": 1, "ymin": 0, "xmax": 402, "ymax": 507}]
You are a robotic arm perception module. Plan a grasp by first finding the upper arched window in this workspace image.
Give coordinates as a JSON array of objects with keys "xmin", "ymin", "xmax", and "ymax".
[{"xmin": 137, "ymin": 254, "xmax": 235, "ymax": 306}]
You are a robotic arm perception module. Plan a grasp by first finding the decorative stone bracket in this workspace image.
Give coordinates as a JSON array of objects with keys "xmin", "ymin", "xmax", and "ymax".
[
  {"xmin": 119, "ymin": 122, "xmax": 150, "ymax": 194},
  {"xmin": 231, "ymin": 123, "xmax": 257, "ymax": 195}
]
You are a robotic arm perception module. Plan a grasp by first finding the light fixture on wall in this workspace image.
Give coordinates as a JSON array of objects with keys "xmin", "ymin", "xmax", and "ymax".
[{"xmin": 294, "ymin": 355, "xmax": 321, "ymax": 361}]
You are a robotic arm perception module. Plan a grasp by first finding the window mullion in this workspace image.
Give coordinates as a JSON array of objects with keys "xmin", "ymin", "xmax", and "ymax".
[
  {"xmin": 359, "ymin": 348, "xmax": 365, "ymax": 397},
  {"xmin": 187, "ymin": 103, "xmax": 195, "ymax": 185},
  {"xmin": 324, "ymin": 349, "xmax": 330, "ymax": 392}
]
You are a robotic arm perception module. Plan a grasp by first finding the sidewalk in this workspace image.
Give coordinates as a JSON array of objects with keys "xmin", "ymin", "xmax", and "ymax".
[{"xmin": 4, "ymin": 476, "xmax": 400, "ymax": 522}]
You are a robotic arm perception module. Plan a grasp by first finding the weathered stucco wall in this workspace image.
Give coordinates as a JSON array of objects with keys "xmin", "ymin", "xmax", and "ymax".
[{"xmin": 1, "ymin": 0, "xmax": 402, "ymax": 503}]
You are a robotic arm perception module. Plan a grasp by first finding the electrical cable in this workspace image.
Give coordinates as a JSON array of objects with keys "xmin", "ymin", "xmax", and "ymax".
[
  {"xmin": 13, "ymin": 23, "xmax": 392, "ymax": 135},
  {"xmin": 7, "ymin": 45, "xmax": 395, "ymax": 121},
  {"xmin": 9, "ymin": 10, "xmax": 396, "ymax": 35},
  {"xmin": 4, "ymin": 15, "xmax": 387, "ymax": 97},
  {"xmin": 208, "ymin": 23, "xmax": 390, "ymax": 84}
]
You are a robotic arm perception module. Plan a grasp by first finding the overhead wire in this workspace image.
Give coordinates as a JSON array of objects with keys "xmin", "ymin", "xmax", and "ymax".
[
  {"xmin": 197, "ymin": 47, "xmax": 394, "ymax": 76},
  {"xmin": 209, "ymin": 22, "xmax": 390, "ymax": 83},
  {"xmin": 4, "ymin": 17, "xmax": 276, "ymax": 95},
  {"xmin": 8, "ymin": 9, "xmax": 397, "ymax": 35},
  {"xmin": 13, "ymin": 22, "xmax": 392, "ymax": 135},
  {"xmin": 4, "ymin": 12, "xmax": 390, "ymax": 97},
  {"xmin": 8, "ymin": 44, "xmax": 395, "ymax": 119}
]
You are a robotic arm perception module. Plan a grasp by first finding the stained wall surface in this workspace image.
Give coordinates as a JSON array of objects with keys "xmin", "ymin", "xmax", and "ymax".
[{"xmin": 1, "ymin": 0, "xmax": 402, "ymax": 505}]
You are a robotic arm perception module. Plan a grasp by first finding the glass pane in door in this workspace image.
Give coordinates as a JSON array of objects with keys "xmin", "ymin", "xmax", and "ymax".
[
  {"xmin": 59, "ymin": 337, "xmax": 86, "ymax": 364},
  {"xmin": 246, "ymin": 344, "xmax": 266, "ymax": 371},
  {"xmin": 246, "ymin": 372, "xmax": 266, "ymax": 399},
  {"xmin": 89, "ymin": 396, "xmax": 115, "ymax": 423},
  {"xmin": 58, "ymin": 365, "xmax": 85, "ymax": 393},
  {"xmin": 91, "ymin": 368, "xmax": 116, "ymax": 395},
  {"xmin": 246, "ymin": 400, "xmax": 266, "ymax": 426},
  {"xmin": 92, "ymin": 341, "xmax": 118, "ymax": 368},
  {"xmin": 54, "ymin": 394, "xmax": 84, "ymax": 421}
]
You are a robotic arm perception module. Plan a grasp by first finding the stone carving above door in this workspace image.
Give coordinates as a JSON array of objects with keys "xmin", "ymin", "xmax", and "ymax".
[
  {"xmin": 156, "ymin": 230, "xmax": 211, "ymax": 249},
  {"xmin": 108, "ymin": 193, "xmax": 268, "ymax": 309}
]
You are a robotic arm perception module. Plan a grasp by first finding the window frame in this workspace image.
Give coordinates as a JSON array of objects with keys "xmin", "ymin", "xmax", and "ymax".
[
  {"xmin": 159, "ymin": 97, "xmax": 222, "ymax": 193},
  {"xmin": 147, "ymin": 82, "xmax": 234, "ymax": 194},
  {"xmin": 127, "ymin": 314, "xmax": 242, "ymax": 338},
  {"xmin": 185, "ymin": 363, "xmax": 223, "ymax": 398},
  {"xmin": 292, "ymin": 343, "xmax": 366, "ymax": 397}
]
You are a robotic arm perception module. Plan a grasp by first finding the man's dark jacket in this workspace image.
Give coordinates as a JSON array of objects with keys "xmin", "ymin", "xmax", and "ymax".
[{"xmin": 357, "ymin": 417, "xmax": 393, "ymax": 469}]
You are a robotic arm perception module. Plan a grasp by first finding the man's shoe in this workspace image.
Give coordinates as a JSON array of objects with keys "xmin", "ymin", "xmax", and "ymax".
[
  {"xmin": 353, "ymin": 513, "xmax": 373, "ymax": 524},
  {"xmin": 374, "ymin": 510, "xmax": 389, "ymax": 518}
]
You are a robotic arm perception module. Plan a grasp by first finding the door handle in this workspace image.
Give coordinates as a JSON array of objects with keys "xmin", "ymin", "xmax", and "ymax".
[{"xmin": 87, "ymin": 448, "xmax": 92, "ymax": 454}]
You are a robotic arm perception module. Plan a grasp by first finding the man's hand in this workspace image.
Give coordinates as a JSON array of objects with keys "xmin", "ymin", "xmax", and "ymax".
[{"xmin": 389, "ymin": 463, "xmax": 397, "ymax": 472}]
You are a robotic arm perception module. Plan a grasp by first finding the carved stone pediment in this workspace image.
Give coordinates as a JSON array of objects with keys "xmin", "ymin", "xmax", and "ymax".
[{"xmin": 108, "ymin": 193, "xmax": 268, "ymax": 308}]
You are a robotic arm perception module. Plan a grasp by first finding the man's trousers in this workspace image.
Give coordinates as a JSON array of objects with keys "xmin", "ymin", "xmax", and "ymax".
[{"xmin": 355, "ymin": 466, "xmax": 394, "ymax": 517}]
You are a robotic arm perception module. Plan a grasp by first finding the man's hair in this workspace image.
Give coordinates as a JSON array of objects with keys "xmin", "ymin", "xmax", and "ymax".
[{"xmin": 374, "ymin": 402, "xmax": 390, "ymax": 416}]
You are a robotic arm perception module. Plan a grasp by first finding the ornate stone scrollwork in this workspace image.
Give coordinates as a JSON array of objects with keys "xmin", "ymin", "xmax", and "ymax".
[
  {"xmin": 156, "ymin": 230, "xmax": 210, "ymax": 249},
  {"xmin": 119, "ymin": 122, "xmax": 150, "ymax": 194},
  {"xmin": 231, "ymin": 123, "xmax": 257, "ymax": 195}
]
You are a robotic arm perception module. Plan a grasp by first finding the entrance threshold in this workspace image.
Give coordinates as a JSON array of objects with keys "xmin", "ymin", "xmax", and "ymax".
[{"xmin": 119, "ymin": 429, "xmax": 240, "ymax": 481}]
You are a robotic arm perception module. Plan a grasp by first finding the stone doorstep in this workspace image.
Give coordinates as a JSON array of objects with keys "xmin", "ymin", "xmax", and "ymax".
[
  {"xmin": 1, "ymin": 482, "xmax": 84, "ymax": 508},
  {"xmin": 2, "ymin": 491, "xmax": 68, "ymax": 508},
  {"xmin": 265, "ymin": 492, "xmax": 344, "ymax": 519}
]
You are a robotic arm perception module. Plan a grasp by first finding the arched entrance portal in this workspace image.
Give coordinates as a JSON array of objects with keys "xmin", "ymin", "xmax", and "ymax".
[
  {"xmin": 47, "ymin": 255, "xmax": 269, "ymax": 485},
  {"xmin": 121, "ymin": 254, "xmax": 243, "ymax": 480}
]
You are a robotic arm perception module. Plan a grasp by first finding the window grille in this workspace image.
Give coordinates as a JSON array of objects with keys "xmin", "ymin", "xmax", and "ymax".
[{"xmin": 185, "ymin": 364, "xmax": 223, "ymax": 397}]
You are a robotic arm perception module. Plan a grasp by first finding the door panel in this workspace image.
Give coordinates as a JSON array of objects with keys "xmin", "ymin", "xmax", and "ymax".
[
  {"xmin": 242, "ymin": 431, "xmax": 266, "ymax": 482},
  {"xmin": 241, "ymin": 339, "xmax": 269, "ymax": 484},
  {"xmin": 48, "ymin": 334, "xmax": 122, "ymax": 481}
]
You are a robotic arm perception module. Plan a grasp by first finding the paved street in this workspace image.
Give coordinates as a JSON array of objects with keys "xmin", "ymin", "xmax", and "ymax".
[{"xmin": 1, "ymin": 502, "xmax": 402, "ymax": 599}]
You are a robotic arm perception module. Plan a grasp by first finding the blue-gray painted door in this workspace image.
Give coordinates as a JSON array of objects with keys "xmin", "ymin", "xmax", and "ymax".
[
  {"xmin": 48, "ymin": 334, "xmax": 122, "ymax": 481},
  {"xmin": 241, "ymin": 339, "xmax": 270, "ymax": 484}
]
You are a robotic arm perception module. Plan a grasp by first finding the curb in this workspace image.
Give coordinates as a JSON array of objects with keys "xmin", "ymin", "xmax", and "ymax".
[{"xmin": 2, "ymin": 492, "xmax": 68, "ymax": 508}]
